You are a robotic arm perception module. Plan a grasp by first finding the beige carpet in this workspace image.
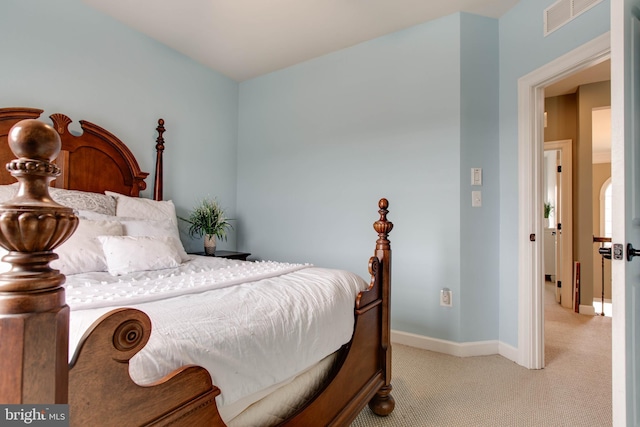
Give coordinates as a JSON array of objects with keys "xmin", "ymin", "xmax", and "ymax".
[{"xmin": 351, "ymin": 283, "xmax": 612, "ymax": 426}]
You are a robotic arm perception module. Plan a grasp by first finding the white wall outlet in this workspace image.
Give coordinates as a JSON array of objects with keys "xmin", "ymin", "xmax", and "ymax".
[{"xmin": 440, "ymin": 289, "xmax": 452, "ymax": 307}]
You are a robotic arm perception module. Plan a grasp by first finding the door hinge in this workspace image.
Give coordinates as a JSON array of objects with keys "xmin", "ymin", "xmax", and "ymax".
[
  {"xmin": 530, "ymin": 233, "xmax": 536, "ymax": 242},
  {"xmin": 557, "ymin": 223, "xmax": 561, "ymax": 230},
  {"xmin": 557, "ymin": 280, "xmax": 561, "ymax": 288},
  {"xmin": 557, "ymin": 165, "xmax": 562, "ymax": 173}
]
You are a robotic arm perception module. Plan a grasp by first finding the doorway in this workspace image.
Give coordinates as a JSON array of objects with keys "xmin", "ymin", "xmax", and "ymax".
[
  {"xmin": 543, "ymin": 67, "xmax": 611, "ymax": 316},
  {"xmin": 516, "ymin": 33, "xmax": 610, "ymax": 370}
]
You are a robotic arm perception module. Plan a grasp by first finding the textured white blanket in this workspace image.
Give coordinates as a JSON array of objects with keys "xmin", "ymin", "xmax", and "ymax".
[
  {"xmin": 66, "ymin": 260, "xmax": 310, "ymax": 310},
  {"xmin": 67, "ymin": 256, "xmax": 367, "ymax": 421}
]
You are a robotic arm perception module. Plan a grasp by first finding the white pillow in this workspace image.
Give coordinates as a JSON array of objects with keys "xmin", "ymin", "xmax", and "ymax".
[
  {"xmin": 76, "ymin": 210, "xmax": 115, "ymax": 221},
  {"xmin": 0, "ymin": 184, "xmax": 18, "ymax": 203},
  {"xmin": 50, "ymin": 187, "xmax": 117, "ymax": 216},
  {"xmin": 75, "ymin": 211, "xmax": 189, "ymax": 263},
  {"xmin": 0, "ymin": 247, "xmax": 11, "ymax": 273},
  {"xmin": 119, "ymin": 218, "xmax": 190, "ymax": 262},
  {"xmin": 51, "ymin": 219, "xmax": 124, "ymax": 275},
  {"xmin": 105, "ymin": 191, "xmax": 178, "ymax": 225},
  {"xmin": 97, "ymin": 235, "xmax": 182, "ymax": 276}
]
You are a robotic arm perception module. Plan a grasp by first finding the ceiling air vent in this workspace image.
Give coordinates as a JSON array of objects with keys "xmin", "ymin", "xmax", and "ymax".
[{"xmin": 544, "ymin": 0, "xmax": 603, "ymax": 36}]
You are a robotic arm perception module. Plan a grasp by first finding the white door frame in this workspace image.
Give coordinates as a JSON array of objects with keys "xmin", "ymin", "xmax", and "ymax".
[{"xmin": 517, "ymin": 33, "xmax": 610, "ymax": 370}]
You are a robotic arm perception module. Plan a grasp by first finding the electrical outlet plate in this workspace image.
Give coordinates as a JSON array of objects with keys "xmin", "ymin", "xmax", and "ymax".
[{"xmin": 440, "ymin": 289, "xmax": 452, "ymax": 307}]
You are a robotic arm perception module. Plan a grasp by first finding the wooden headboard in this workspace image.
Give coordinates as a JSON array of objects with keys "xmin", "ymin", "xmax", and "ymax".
[{"xmin": 0, "ymin": 108, "xmax": 165, "ymax": 200}]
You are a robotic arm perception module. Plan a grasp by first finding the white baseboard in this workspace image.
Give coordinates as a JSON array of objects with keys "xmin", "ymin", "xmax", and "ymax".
[
  {"xmin": 498, "ymin": 341, "xmax": 518, "ymax": 363},
  {"xmin": 579, "ymin": 304, "xmax": 596, "ymax": 315},
  {"xmin": 391, "ymin": 330, "xmax": 518, "ymax": 363}
]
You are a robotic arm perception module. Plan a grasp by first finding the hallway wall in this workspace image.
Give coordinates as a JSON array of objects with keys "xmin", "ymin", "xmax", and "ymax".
[
  {"xmin": 544, "ymin": 80, "xmax": 611, "ymax": 311},
  {"xmin": 592, "ymin": 162, "xmax": 612, "ymax": 300}
]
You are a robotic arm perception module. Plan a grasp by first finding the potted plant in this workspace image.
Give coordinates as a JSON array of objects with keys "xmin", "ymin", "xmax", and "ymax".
[
  {"xmin": 544, "ymin": 202, "xmax": 554, "ymax": 227},
  {"xmin": 180, "ymin": 198, "xmax": 232, "ymax": 255}
]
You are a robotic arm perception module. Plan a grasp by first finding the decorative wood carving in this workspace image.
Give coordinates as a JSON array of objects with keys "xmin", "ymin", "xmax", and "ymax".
[
  {"xmin": 69, "ymin": 309, "xmax": 221, "ymax": 426},
  {"xmin": 50, "ymin": 113, "xmax": 148, "ymax": 196},
  {"xmin": 0, "ymin": 119, "xmax": 79, "ymax": 404},
  {"xmin": 154, "ymin": 119, "xmax": 165, "ymax": 201},
  {"xmin": 0, "ymin": 108, "xmax": 149, "ymax": 197},
  {"xmin": 370, "ymin": 198, "xmax": 394, "ymax": 416}
]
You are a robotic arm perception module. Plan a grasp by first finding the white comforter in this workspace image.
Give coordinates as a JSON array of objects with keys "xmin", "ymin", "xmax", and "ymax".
[{"xmin": 66, "ymin": 255, "xmax": 367, "ymax": 421}]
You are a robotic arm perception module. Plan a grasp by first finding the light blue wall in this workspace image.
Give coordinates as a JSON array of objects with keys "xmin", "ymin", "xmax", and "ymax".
[
  {"xmin": 459, "ymin": 14, "xmax": 500, "ymax": 341},
  {"xmin": 238, "ymin": 13, "xmax": 501, "ymax": 342},
  {"xmin": 497, "ymin": 0, "xmax": 610, "ymax": 346},
  {"xmin": 0, "ymin": 0, "xmax": 239, "ymax": 253},
  {"xmin": 1, "ymin": 0, "xmax": 612, "ymax": 347}
]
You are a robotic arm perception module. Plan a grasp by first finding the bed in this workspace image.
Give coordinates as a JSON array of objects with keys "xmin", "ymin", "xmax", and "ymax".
[{"xmin": 0, "ymin": 107, "xmax": 394, "ymax": 426}]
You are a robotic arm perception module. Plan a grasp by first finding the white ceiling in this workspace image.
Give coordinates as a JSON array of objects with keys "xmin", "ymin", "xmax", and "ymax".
[
  {"xmin": 81, "ymin": 0, "xmax": 613, "ymax": 162},
  {"xmin": 544, "ymin": 59, "xmax": 611, "ymax": 98},
  {"xmin": 82, "ymin": 0, "xmax": 520, "ymax": 82}
]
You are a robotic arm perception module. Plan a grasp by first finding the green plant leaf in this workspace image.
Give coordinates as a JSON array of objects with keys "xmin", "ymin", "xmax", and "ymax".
[{"xmin": 178, "ymin": 198, "xmax": 232, "ymax": 240}]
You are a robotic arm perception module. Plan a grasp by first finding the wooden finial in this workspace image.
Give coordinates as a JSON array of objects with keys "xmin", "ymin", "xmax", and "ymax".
[
  {"xmin": 374, "ymin": 198, "xmax": 393, "ymax": 250},
  {"xmin": 153, "ymin": 118, "xmax": 165, "ymax": 201},
  {"xmin": 156, "ymin": 118, "xmax": 165, "ymax": 152},
  {"xmin": 0, "ymin": 118, "xmax": 78, "ymax": 290}
]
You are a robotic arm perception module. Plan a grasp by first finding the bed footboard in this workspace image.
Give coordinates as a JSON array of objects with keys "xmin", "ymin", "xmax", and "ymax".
[
  {"xmin": 67, "ymin": 199, "xmax": 395, "ymax": 427},
  {"xmin": 69, "ymin": 308, "xmax": 221, "ymax": 427}
]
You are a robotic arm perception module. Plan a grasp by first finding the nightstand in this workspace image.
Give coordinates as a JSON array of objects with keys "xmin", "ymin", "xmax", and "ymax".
[{"xmin": 190, "ymin": 250, "xmax": 251, "ymax": 261}]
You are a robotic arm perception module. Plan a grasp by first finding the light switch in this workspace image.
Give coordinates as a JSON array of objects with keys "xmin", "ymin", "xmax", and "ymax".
[
  {"xmin": 471, "ymin": 168, "xmax": 482, "ymax": 186},
  {"xmin": 472, "ymin": 191, "xmax": 482, "ymax": 207}
]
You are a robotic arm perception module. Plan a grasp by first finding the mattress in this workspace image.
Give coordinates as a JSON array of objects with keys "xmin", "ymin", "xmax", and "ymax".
[{"xmin": 66, "ymin": 255, "xmax": 367, "ymax": 422}]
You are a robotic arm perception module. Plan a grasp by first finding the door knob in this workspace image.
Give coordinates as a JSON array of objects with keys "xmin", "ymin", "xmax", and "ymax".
[{"xmin": 627, "ymin": 243, "xmax": 640, "ymax": 261}]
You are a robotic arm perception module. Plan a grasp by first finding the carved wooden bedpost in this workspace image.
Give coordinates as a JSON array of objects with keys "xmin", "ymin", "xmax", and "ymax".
[
  {"xmin": 153, "ymin": 119, "xmax": 165, "ymax": 202},
  {"xmin": 368, "ymin": 198, "xmax": 395, "ymax": 415},
  {"xmin": 0, "ymin": 119, "xmax": 78, "ymax": 403}
]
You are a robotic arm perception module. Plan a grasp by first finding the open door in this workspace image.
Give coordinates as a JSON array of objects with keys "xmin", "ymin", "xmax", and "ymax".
[
  {"xmin": 611, "ymin": 0, "xmax": 640, "ymax": 423},
  {"xmin": 544, "ymin": 140, "xmax": 573, "ymax": 308}
]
